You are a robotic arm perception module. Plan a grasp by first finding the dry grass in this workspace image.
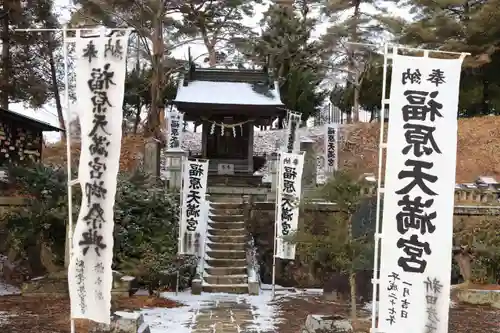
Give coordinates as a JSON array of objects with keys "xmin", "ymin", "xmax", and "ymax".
[
  {"xmin": 0, "ymin": 295, "xmax": 181, "ymax": 333},
  {"xmin": 43, "ymin": 134, "xmax": 147, "ymax": 172},
  {"xmin": 42, "ymin": 116, "xmax": 500, "ymax": 183},
  {"xmin": 337, "ymin": 115, "xmax": 500, "ymax": 183},
  {"xmin": 275, "ymin": 294, "xmax": 500, "ymax": 333}
]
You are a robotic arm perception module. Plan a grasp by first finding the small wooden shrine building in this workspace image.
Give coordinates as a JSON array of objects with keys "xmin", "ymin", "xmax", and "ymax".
[
  {"xmin": 173, "ymin": 66, "xmax": 285, "ymax": 176},
  {"xmin": 0, "ymin": 108, "xmax": 62, "ymax": 166}
]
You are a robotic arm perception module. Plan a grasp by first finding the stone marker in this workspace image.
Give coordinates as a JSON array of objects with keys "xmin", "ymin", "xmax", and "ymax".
[
  {"xmin": 192, "ymin": 278, "xmax": 202, "ymax": 295},
  {"xmin": 112, "ymin": 271, "xmax": 137, "ymax": 297},
  {"xmin": 302, "ymin": 314, "xmax": 353, "ymax": 333},
  {"xmin": 90, "ymin": 311, "xmax": 151, "ymax": 333},
  {"xmin": 143, "ymin": 138, "xmax": 160, "ymax": 178},
  {"xmin": 300, "ymin": 136, "xmax": 317, "ymax": 189}
]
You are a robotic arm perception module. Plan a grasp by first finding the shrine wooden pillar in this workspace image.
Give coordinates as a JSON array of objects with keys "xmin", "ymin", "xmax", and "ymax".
[
  {"xmin": 247, "ymin": 122, "xmax": 254, "ymax": 173},
  {"xmin": 201, "ymin": 121, "xmax": 208, "ymax": 158}
]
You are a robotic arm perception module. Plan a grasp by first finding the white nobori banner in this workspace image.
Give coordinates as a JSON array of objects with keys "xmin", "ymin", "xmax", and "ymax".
[
  {"xmin": 166, "ymin": 109, "xmax": 184, "ymax": 151},
  {"xmin": 283, "ymin": 112, "xmax": 301, "ymax": 153},
  {"xmin": 275, "ymin": 151, "xmax": 304, "ymax": 260},
  {"xmin": 179, "ymin": 158, "xmax": 209, "ymax": 255},
  {"xmin": 68, "ymin": 29, "xmax": 131, "ymax": 324},
  {"xmin": 377, "ymin": 53, "xmax": 464, "ymax": 333},
  {"xmin": 324, "ymin": 123, "xmax": 339, "ymax": 174}
]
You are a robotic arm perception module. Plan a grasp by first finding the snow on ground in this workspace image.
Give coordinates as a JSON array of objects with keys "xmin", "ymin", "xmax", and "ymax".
[
  {"xmin": 0, "ymin": 281, "xmax": 20, "ymax": 296},
  {"xmin": 0, "ymin": 279, "xmax": 21, "ymax": 326},
  {"xmin": 0, "ymin": 312, "xmax": 17, "ymax": 325},
  {"xmin": 0, "ymin": 254, "xmax": 22, "ymax": 326},
  {"xmin": 142, "ymin": 287, "xmax": 322, "ymax": 333},
  {"xmin": 0, "ymin": 255, "xmax": 21, "ymax": 296}
]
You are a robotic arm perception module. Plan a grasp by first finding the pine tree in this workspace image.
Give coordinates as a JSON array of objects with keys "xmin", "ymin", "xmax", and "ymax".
[
  {"xmin": 0, "ymin": 0, "xmax": 58, "ymax": 109},
  {"xmin": 175, "ymin": 0, "xmax": 264, "ymax": 67},
  {"xmin": 321, "ymin": 0, "xmax": 396, "ymax": 123},
  {"xmin": 72, "ymin": 0, "xmax": 184, "ymax": 140},
  {"xmin": 393, "ymin": 0, "xmax": 500, "ymax": 115},
  {"xmin": 243, "ymin": 4, "xmax": 327, "ymax": 125}
]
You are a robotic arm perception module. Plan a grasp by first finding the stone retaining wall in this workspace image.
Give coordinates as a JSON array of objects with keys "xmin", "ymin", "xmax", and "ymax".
[
  {"xmin": 248, "ymin": 201, "xmax": 500, "ymax": 288},
  {"xmin": 360, "ymin": 186, "xmax": 499, "ymax": 204}
]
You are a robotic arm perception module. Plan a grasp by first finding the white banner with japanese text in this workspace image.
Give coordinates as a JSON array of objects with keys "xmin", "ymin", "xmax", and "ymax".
[
  {"xmin": 179, "ymin": 159, "xmax": 209, "ymax": 255},
  {"xmin": 68, "ymin": 29, "xmax": 131, "ymax": 324},
  {"xmin": 275, "ymin": 152, "xmax": 304, "ymax": 259},
  {"xmin": 324, "ymin": 123, "xmax": 339, "ymax": 174},
  {"xmin": 378, "ymin": 53, "xmax": 464, "ymax": 333},
  {"xmin": 166, "ymin": 109, "xmax": 184, "ymax": 151},
  {"xmin": 284, "ymin": 111, "xmax": 301, "ymax": 153}
]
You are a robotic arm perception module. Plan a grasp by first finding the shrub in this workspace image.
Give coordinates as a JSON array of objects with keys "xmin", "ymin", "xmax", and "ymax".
[
  {"xmin": 1, "ymin": 164, "xmax": 72, "ymax": 274},
  {"xmin": 293, "ymin": 171, "xmax": 373, "ymax": 321},
  {"xmin": 1, "ymin": 164, "xmax": 191, "ymax": 291},
  {"xmin": 454, "ymin": 216, "xmax": 500, "ymax": 283}
]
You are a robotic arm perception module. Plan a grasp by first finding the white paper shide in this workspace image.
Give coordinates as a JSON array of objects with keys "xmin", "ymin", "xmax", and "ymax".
[
  {"xmin": 166, "ymin": 110, "xmax": 184, "ymax": 150},
  {"xmin": 324, "ymin": 123, "xmax": 339, "ymax": 173},
  {"xmin": 179, "ymin": 159, "xmax": 209, "ymax": 255},
  {"xmin": 275, "ymin": 152, "xmax": 304, "ymax": 260},
  {"xmin": 68, "ymin": 30, "xmax": 130, "ymax": 324},
  {"xmin": 378, "ymin": 54, "xmax": 464, "ymax": 333}
]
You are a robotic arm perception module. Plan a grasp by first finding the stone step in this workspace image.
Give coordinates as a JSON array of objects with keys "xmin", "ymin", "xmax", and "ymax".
[
  {"xmin": 205, "ymin": 267, "xmax": 247, "ymax": 276},
  {"xmin": 209, "ymin": 215, "xmax": 245, "ymax": 223},
  {"xmin": 208, "ymin": 235, "xmax": 246, "ymax": 244},
  {"xmin": 206, "ymin": 250, "xmax": 246, "ymax": 260},
  {"xmin": 208, "ymin": 221, "xmax": 245, "ymax": 230},
  {"xmin": 210, "ymin": 203, "xmax": 244, "ymax": 210},
  {"xmin": 206, "ymin": 258, "xmax": 246, "ymax": 267},
  {"xmin": 208, "ymin": 196, "xmax": 243, "ymax": 204},
  {"xmin": 208, "ymin": 228, "xmax": 246, "ymax": 237},
  {"xmin": 202, "ymin": 284, "xmax": 248, "ymax": 294},
  {"xmin": 208, "ymin": 242, "xmax": 245, "ymax": 251},
  {"xmin": 204, "ymin": 275, "xmax": 248, "ymax": 285},
  {"xmin": 209, "ymin": 208, "xmax": 244, "ymax": 216}
]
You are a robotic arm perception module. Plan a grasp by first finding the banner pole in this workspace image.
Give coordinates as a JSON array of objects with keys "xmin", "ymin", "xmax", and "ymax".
[
  {"xmin": 178, "ymin": 155, "xmax": 186, "ymax": 255},
  {"xmin": 60, "ymin": 24, "xmax": 77, "ymax": 333},
  {"xmin": 370, "ymin": 42, "xmax": 390, "ymax": 333},
  {"xmin": 271, "ymin": 153, "xmax": 281, "ymax": 299}
]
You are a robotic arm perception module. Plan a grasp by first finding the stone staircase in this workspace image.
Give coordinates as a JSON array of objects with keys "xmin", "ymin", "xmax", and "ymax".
[{"xmin": 202, "ymin": 198, "xmax": 250, "ymax": 294}]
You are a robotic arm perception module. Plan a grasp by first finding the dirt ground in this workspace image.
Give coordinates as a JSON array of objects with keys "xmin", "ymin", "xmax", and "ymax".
[
  {"xmin": 1, "ymin": 293, "xmax": 500, "ymax": 332},
  {"xmin": 274, "ymin": 294, "xmax": 500, "ymax": 333},
  {"xmin": 0, "ymin": 295, "xmax": 180, "ymax": 333}
]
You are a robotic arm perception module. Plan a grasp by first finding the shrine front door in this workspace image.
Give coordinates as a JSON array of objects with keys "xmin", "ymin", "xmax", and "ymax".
[{"xmin": 206, "ymin": 123, "xmax": 249, "ymax": 159}]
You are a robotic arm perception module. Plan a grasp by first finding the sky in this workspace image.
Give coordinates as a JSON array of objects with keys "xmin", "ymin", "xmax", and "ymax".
[{"xmin": 8, "ymin": 0, "xmax": 411, "ymax": 142}]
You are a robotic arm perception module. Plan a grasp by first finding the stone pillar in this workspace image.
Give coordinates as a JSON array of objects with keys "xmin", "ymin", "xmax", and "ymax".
[
  {"xmin": 165, "ymin": 150, "xmax": 187, "ymax": 190},
  {"xmin": 300, "ymin": 136, "xmax": 317, "ymax": 190},
  {"xmin": 143, "ymin": 138, "xmax": 160, "ymax": 178}
]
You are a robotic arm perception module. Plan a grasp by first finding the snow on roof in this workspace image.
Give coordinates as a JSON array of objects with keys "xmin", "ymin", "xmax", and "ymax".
[{"xmin": 174, "ymin": 79, "xmax": 283, "ymax": 106}]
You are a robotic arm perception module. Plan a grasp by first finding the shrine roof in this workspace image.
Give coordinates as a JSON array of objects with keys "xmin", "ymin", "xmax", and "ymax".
[
  {"xmin": 174, "ymin": 68, "xmax": 283, "ymax": 107},
  {"xmin": 1, "ymin": 108, "xmax": 63, "ymax": 132}
]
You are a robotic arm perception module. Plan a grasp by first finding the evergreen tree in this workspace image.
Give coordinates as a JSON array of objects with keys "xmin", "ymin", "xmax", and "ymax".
[
  {"xmin": 321, "ymin": 0, "xmax": 398, "ymax": 123},
  {"xmin": 243, "ymin": 4, "xmax": 327, "ymax": 125},
  {"xmin": 0, "ymin": 0, "xmax": 59, "ymax": 109},
  {"xmin": 71, "ymin": 0, "xmax": 183, "ymax": 140},
  {"xmin": 392, "ymin": 0, "xmax": 500, "ymax": 115},
  {"xmin": 122, "ymin": 65, "xmax": 178, "ymax": 134},
  {"xmin": 175, "ymin": 0, "xmax": 263, "ymax": 67}
]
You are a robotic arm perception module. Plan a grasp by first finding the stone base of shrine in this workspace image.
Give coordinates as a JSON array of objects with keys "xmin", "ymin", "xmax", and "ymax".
[
  {"xmin": 456, "ymin": 287, "xmax": 500, "ymax": 309},
  {"xmin": 21, "ymin": 271, "xmax": 68, "ymax": 296},
  {"xmin": 301, "ymin": 314, "xmax": 353, "ymax": 333},
  {"xmin": 89, "ymin": 311, "xmax": 151, "ymax": 333},
  {"xmin": 192, "ymin": 279, "xmax": 202, "ymax": 295}
]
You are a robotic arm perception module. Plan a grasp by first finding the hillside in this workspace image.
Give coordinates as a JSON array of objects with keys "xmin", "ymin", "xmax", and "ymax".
[{"xmin": 43, "ymin": 115, "xmax": 500, "ymax": 183}]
